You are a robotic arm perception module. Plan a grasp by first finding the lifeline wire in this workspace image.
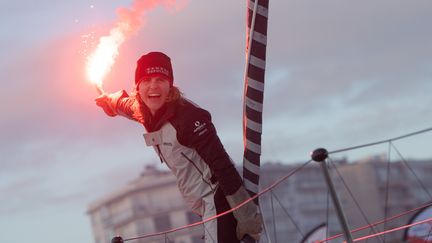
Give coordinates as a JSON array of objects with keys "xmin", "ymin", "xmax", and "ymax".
[
  {"xmin": 329, "ymin": 127, "xmax": 432, "ymax": 154},
  {"xmin": 348, "ymin": 217, "xmax": 432, "ymax": 242},
  {"xmin": 391, "ymin": 142, "xmax": 432, "ymax": 199},
  {"xmin": 317, "ymin": 201, "xmax": 432, "ymax": 242},
  {"xmin": 122, "ymin": 127, "xmax": 432, "ymax": 242},
  {"xmin": 272, "ymin": 192, "xmax": 305, "ymax": 238},
  {"xmin": 328, "ymin": 158, "xmax": 384, "ymax": 243},
  {"xmin": 123, "ymin": 160, "xmax": 312, "ymax": 242}
]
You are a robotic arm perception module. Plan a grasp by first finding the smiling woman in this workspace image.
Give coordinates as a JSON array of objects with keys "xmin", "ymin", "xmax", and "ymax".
[
  {"xmin": 137, "ymin": 76, "xmax": 171, "ymax": 114},
  {"xmin": 134, "ymin": 52, "xmax": 174, "ymax": 115},
  {"xmin": 94, "ymin": 51, "xmax": 263, "ymax": 243}
]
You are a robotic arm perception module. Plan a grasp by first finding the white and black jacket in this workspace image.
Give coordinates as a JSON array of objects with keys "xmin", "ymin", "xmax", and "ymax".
[{"xmin": 112, "ymin": 90, "xmax": 243, "ymax": 215}]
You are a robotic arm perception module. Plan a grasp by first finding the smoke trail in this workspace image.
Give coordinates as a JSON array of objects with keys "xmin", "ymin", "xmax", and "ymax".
[{"xmin": 86, "ymin": 0, "xmax": 187, "ymax": 87}]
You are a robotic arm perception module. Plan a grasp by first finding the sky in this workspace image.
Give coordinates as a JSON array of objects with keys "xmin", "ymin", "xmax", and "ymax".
[{"xmin": 0, "ymin": 0, "xmax": 431, "ymax": 242}]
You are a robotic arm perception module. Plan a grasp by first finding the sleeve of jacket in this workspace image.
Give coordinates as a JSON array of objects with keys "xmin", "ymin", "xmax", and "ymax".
[
  {"xmin": 177, "ymin": 107, "xmax": 243, "ymax": 196},
  {"xmin": 110, "ymin": 90, "xmax": 144, "ymax": 123}
]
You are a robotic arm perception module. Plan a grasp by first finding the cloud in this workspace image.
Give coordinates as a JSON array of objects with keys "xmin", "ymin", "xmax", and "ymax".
[
  {"xmin": 1, "ymin": 0, "xmax": 430, "ymax": 170},
  {"xmin": 0, "ymin": 176, "xmax": 49, "ymax": 215},
  {"xmin": 1, "ymin": 2, "xmax": 432, "ymax": 243}
]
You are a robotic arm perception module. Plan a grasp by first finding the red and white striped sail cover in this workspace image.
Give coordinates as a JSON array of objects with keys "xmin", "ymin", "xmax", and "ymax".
[{"xmin": 243, "ymin": 0, "xmax": 269, "ymax": 201}]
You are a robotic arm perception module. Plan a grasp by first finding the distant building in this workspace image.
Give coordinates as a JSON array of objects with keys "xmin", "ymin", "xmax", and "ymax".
[
  {"xmin": 258, "ymin": 161, "xmax": 343, "ymax": 243},
  {"xmin": 87, "ymin": 165, "xmax": 203, "ymax": 243},
  {"xmin": 336, "ymin": 157, "xmax": 432, "ymax": 243},
  {"xmin": 88, "ymin": 157, "xmax": 432, "ymax": 243},
  {"xmin": 258, "ymin": 156, "xmax": 432, "ymax": 243}
]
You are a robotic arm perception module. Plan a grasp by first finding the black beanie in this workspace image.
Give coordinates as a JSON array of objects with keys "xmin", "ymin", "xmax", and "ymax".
[{"xmin": 135, "ymin": 52, "xmax": 174, "ymax": 86}]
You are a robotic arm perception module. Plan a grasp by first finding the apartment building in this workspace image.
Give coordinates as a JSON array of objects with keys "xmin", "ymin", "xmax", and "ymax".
[{"xmin": 87, "ymin": 165, "xmax": 203, "ymax": 243}]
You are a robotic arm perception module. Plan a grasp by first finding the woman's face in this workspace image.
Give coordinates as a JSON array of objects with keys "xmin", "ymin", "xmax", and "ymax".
[{"xmin": 138, "ymin": 76, "xmax": 171, "ymax": 115}]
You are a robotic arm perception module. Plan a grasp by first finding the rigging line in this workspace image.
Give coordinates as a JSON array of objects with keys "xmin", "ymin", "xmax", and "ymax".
[
  {"xmin": 326, "ymin": 187, "xmax": 330, "ymax": 240},
  {"xmin": 391, "ymin": 140, "xmax": 432, "ymax": 242},
  {"xmin": 328, "ymin": 127, "xmax": 432, "ymax": 154},
  {"xmin": 259, "ymin": 160, "xmax": 312, "ymax": 196},
  {"xmin": 317, "ymin": 201, "xmax": 432, "ymax": 243},
  {"xmin": 242, "ymin": 0, "xmax": 259, "ymax": 136},
  {"xmin": 259, "ymin": 201, "xmax": 273, "ymax": 243},
  {"xmin": 245, "ymin": 0, "xmax": 259, "ymax": 74},
  {"xmin": 270, "ymin": 190, "xmax": 278, "ymax": 243},
  {"xmin": 390, "ymin": 142, "xmax": 432, "ymax": 199},
  {"xmin": 346, "ymin": 217, "xmax": 432, "ymax": 242},
  {"xmin": 123, "ymin": 160, "xmax": 312, "ymax": 242},
  {"xmin": 271, "ymin": 191, "xmax": 305, "ymax": 238},
  {"xmin": 328, "ymin": 158, "xmax": 384, "ymax": 243},
  {"xmin": 383, "ymin": 142, "xmax": 392, "ymax": 243},
  {"xmin": 260, "ymin": 210, "xmax": 273, "ymax": 243}
]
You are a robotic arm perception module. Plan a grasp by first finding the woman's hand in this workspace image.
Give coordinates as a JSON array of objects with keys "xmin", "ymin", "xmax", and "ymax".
[
  {"xmin": 95, "ymin": 94, "xmax": 117, "ymax": 117},
  {"xmin": 226, "ymin": 186, "xmax": 263, "ymax": 241}
]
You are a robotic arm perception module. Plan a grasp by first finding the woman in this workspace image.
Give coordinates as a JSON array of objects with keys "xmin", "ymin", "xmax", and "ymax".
[{"xmin": 96, "ymin": 52, "xmax": 262, "ymax": 242}]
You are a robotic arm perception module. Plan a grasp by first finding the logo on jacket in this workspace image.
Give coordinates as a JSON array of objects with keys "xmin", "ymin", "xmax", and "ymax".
[{"xmin": 193, "ymin": 120, "xmax": 208, "ymax": 136}]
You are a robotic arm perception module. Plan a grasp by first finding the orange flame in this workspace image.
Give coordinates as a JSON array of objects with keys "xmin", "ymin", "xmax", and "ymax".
[
  {"xmin": 85, "ymin": 0, "xmax": 187, "ymax": 90},
  {"xmin": 86, "ymin": 28, "xmax": 125, "ymax": 88}
]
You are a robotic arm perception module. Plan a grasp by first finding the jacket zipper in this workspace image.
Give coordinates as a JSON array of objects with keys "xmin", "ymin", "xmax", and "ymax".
[
  {"xmin": 156, "ymin": 145, "xmax": 166, "ymax": 164},
  {"xmin": 180, "ymin": 152, "xmax": 215, "ymax": 192}
]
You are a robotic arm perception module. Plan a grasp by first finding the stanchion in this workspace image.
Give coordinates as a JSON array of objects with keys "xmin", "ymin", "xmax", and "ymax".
[{"xmin": 311, "ymin": 148, "xmax": 354, "ymax": 243}]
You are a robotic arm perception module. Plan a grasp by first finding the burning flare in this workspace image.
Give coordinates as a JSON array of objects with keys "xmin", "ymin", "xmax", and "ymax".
[
  {"xmin": 86, "ymin": 28, "xmax": 124, "ymax": 90},
  {"xmin": 85, "ymin": 0, "xmax": 185, "ymax": 93}
]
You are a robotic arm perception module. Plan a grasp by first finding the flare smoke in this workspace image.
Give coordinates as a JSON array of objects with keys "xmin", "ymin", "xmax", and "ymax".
[{"xmin": 86, "ymin": 0, "xmax": 186, "ymax": 87}]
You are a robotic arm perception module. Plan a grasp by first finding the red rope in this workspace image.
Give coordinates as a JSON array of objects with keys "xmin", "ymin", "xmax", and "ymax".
[
  {"xmin": 348, "ymin": 217, "xmax": 432, "ymax": 242},
  {"xmin": 317, "ymin": 201, "xmax": 432, "ymax": 243},
  {"xmin": 124, "ymin": 161, "xmax": 312, "ymax": 241}
]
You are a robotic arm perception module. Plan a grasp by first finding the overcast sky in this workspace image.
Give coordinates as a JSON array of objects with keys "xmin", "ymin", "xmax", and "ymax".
[{"xmin": 1, "ymin": 1, "xmax": 431, "ymax": 242}]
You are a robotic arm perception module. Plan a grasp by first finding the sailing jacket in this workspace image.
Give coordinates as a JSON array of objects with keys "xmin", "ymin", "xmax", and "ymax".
[{"xmin": 110, "ymin": 90, "xmax": 243, "ymax": 215}]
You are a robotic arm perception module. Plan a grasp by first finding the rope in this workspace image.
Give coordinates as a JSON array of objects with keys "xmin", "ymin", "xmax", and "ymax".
[
  {"xmin": 272, "ymin": 192, "xmax": 305, "ymax": 238},
  {"xmin": 260, "ymin": 212, "xmax": 273, "ymax": 243},
  {"xmin": 122, "ymin": 160, "xmax": 312, "ymax": 242},
  {"xmin": 120, "ymin": 127, "xmax": 432, "ymax": 242},
  {"xmin": 328, "ymin": 127, "xmax": 432, "ymax": 154},
  {"xmin": 328, "ymin": 158, "xmax": 384, "ymax": 243},
  {"xmin": 317, "ymin": 201, "xmax": 432, "ymax": 242},
  {"xmin": 348, "ymin": 217, "xmax": 432, "ymax": 242},
  {"xmin": 326, "ymin": 188, "xmax": 330, "ymax": 240},
  {"xmin": 391, "ymin": 142, "xmax": 432, "ymax": 199},
  {"xmin": 270, "ymin": 190, "xmax": 278, "ymax": 243}
]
